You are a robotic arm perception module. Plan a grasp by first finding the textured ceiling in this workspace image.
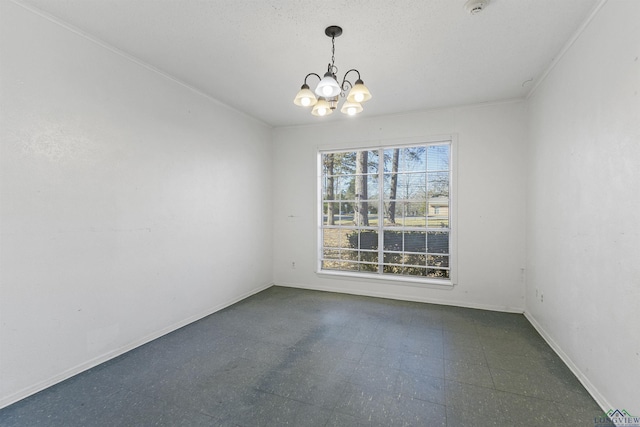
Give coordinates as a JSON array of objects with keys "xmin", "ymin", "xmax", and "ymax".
[{"xmin": 18, "ymin": 0, "xmax": 600, "ymax": 127}]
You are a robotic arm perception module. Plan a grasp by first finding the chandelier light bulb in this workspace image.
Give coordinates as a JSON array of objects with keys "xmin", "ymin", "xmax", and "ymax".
[
  {"xmin": 340, "ymin": 100, "xmax": 363, "ymax": 116},
  {"xmin": 315, "ymin": 72, "xmax": 341, "ymax": 98},
  {"xmin": 293, "ymin": 84, "xmax": 318, "ymax": 107},
  {"xmin": 346, "ymin": 80, "xmax": 372, "ymax": 104},
  {"xmin": 312, "ymin": 98, "xmax": 334, "ymax": 117}
]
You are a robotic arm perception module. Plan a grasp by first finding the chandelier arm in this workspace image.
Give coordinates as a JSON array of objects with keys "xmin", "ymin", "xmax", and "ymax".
[
  {"xmin": 303, "ymin": 72, "xmax": 322, "ymax": 85},
  {"xmin": 340, "ymin": 69, "xmax": 362, "ymax": 92},
  {"xmin": 340, "ymin": 80, "xmax": 353, "ymax": 95},
  {"xmin": 343, "ymin": 69, "xmax": 362, "ymax": 81}
]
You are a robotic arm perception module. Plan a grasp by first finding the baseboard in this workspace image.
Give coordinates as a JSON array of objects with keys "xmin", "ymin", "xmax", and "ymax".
[
  {"xmin": 523, "ymin": 310, "xmax": 612, "ymax": 413},
  {"xmin": 0, "ymin": 282, "xmax": 274, "ymax": 410},
  {"xmin": 275, "ymin": 282, "xmax": 524, "ymax": 314}
]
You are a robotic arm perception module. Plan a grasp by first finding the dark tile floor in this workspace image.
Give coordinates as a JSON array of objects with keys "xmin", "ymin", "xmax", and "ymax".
[{"xmin": 1, "ymin": 286, "xmax": 605, "ymax": 426}]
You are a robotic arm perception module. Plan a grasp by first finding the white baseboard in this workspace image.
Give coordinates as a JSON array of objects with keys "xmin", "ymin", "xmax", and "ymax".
[
  {"xmin": 275, "ymin": 282, "xmax": 524, "ymax": 314},
  {"xmin": 0, "ymin": 282, "xmax": 274, "ymax": 410},
  {"xmin": 523, "ymin": 311, "xmax": 612, "ymax": 413}
]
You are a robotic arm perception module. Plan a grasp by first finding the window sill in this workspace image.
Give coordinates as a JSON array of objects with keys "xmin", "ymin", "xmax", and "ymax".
[{"xmin": 316, "ymin": 269, "xmax": 455, "ymax": 289}]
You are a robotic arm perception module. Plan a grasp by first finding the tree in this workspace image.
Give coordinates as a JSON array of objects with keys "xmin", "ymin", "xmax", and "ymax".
[
  {"xmin": 386, "ymin": 149, "xmax": 400, "ymax": 223},
  {"xmin": 354, "ymin": 150, "xmax": 369, "ymax": 226},
  {"xmin": 384, "ymin": 147, "xmax": 425, "ymax": 224},
  {"xmin": 323, "ymin": 153, "xmax": 335, "ymax": 225}
]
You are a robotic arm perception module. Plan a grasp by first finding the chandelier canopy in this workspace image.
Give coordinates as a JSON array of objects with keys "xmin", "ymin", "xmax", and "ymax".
[{"xmin": 293, "ymin": 26, "xmax": 372, "ymax": 117}]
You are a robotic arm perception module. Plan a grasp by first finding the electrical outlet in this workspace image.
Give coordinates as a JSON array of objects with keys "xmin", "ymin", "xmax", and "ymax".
[
  {"xmin": 291, "ymin": 261, "xmax": 296, "ymax": 270},
  {"xmin": 540, "ymin": 292, "xmax": 544, "ymax": 303}
]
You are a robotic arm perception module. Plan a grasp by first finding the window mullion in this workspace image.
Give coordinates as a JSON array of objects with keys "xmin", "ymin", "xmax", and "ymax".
[{"xmin": 377, "ymin": 148, "xmax": 384, "ymax": 274}]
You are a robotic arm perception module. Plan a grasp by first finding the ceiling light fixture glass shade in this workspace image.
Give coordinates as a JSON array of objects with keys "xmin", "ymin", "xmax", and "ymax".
[
  {"xmin": 294, "ymin": 26, "xmax": 371, "ymax": 117},
  {"xmin": 346, "ymin": 79, "xmax": 372, "ymax": 103},
  {"xmin": 311, "ymin": 99, "xmax": 334, "ymax": 116},
  {"xmin": 340, "ymin": 100, "xmax": 363, "ymax": 116},
  {"xmin": 315, "ymin": 72, "xmax": 341, "ymax": 98},
  {"xmin": 293, "ymin": 84, "xmax": 318, "ymax": 107}
]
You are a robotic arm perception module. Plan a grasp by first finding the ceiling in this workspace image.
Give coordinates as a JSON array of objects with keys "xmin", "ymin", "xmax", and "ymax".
[{"xmin": 19, "ymin": 0, "xmax": 600, "ymax": 127}]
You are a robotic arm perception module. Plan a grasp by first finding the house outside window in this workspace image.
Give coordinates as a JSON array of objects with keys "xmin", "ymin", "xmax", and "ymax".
[{"xmin": 318, "ymin": 139, "xmax": 454, "ymax": 285}]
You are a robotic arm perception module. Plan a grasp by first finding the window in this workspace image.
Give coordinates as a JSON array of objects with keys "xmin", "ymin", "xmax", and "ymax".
[{"xmin": 318, "ymin": 141, "xmax": 453, "ymax": 284}]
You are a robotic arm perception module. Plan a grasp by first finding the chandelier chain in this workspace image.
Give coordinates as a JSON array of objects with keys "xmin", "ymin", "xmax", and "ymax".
[{"xmin": 331, "ymin": 35, "xmax": 336, "ymax": 74}]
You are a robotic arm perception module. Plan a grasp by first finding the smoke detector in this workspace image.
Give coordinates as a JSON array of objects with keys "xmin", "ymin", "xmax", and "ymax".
[{"xmin": 464, "ymin": 0, "xmax": 489, "ymax": 14}]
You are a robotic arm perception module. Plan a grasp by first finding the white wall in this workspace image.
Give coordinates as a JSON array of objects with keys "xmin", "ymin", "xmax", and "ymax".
[
  {"xmin": 525, "ymin": 0, "xmax": 640, "ymax": 410},
  {"xmin": 273, "ymin": 101, "xmax": 527, "ymax": 312},
  {"xmin": 0, "ymin": 1, "xmax": 273, "ymax": 407}
]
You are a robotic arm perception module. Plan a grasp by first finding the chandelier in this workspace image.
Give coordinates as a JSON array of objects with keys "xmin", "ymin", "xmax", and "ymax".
[{"xmin": 293, "ymin": 26, "xmax": 372, "ymax": 117}]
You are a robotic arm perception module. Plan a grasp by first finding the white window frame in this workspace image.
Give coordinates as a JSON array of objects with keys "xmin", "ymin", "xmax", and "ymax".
[{"xmin": 316, "ymin": 136, "xmax": 457, "ymax": 287}]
